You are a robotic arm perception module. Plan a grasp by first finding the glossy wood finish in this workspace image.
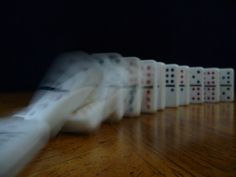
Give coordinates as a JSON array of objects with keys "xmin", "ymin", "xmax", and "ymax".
[{"xmin": 1, "ymin": 92, "xmax": 236, "ymax": 177}]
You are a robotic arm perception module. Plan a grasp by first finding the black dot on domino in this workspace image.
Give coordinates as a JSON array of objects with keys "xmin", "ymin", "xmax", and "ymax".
[
  {"xmin": 171, "ymin": 68, "xmax": 174, "ymax": 72},
  {"xmin": 222, "ymin": 92, "xmax": 226, "ymax": 95},
  {"xmin": 180, "ymin": 88, "xmax": 184, "ymax": 92},
  {"xmin": 166, "ymin": 74, "xmax": 169, "ymax": 78},
  {"xmin": 197, "ymin": 70, "xmax": 200, "ymax": 74},
  {"xmin": 171, "ymin": 88, "xmax": 174, "ymax": 92},
  {"xmin": 227, "ymin": 96, "xmax": 230, "ymax": 100},
  {"xmin": 192, "ymin": 75, "xmax": 195, "ymax": 79},
  {"xmin": 171, "ymin": 74, "xmax": 174, "ymax": 77},
  {"xmin": 227, "ymin": 88, "xmax": 230, "ymax": 91},
  {"xmin": 171, "ymin": 80, "xmax": 174, "ymax": 83}
]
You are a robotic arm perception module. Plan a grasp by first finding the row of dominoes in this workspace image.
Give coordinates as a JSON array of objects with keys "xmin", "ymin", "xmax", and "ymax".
[
  {"xmin": 2, "ymin": 53, "xmax": 233, "ymax": 177},
  {"xmin": 124, "ymin": 59, "xmax": 234, "ymax": 114}
]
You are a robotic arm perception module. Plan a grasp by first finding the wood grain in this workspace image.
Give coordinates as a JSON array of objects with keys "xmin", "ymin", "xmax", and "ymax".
[{"xmin": 1, "ymin": 92, "xmax": 236, "ymax": 177}]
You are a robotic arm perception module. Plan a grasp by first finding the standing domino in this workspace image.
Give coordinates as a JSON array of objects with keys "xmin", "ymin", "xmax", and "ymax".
[
  {"xmin": 179, "ymin": 66, "xmax": 190, "ymax": 106},
  {"xmin": 219, "ymin": 68, "xmax": 234, "ymax": 102},
  {"xmin": 156, "ymin": 62, "xmax": 166, "ymax": 110},
  {"xmin": 189, "ymin": 67, "xmax": 204, "ymax": 104},
  {"xmin": 141, "ymin": 60, "xmax": 158, "ymax": 113},
  {"xmin": 204, "ymin": 68, "xmax": 220, "ymax": 102},
  {"xmin": 124, "ymin": 57, "xmax": 142, "ymax": 117},
  {"xmin": 165, "ymin": 64, "xmax": 180, "ymax": 107}
]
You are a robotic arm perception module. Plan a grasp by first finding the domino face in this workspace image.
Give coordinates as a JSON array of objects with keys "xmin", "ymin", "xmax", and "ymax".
[
  {"xmin": 165, "ymin": 64, "xmax": 180, "ymax": 107},
  {"xmin": 141, "ymin": 60, "xmax": 158, "ymax": 113},
  {"xmin": 179, "ymin": 66, "xmax": 190, "ymax": 106},
  {"xmin": 156, "ymin": 62, "xmax": 166, "ymax": 110},
  {"xmin": 219, "ymin": 68, "xmax": 234, "ymax": 102},
  {"xmin": 124, "ymin": 57, "xmax": 142, "ymax": 116},
  {"xmin": 204, "ymin": 68, "xmax": 220, "ymax": 102},
  {"xmin": 189, "ymin": 67, "xmax": 204, "ymax": 103}
]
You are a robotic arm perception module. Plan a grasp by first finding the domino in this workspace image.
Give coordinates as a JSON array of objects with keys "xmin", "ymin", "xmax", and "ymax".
[
  {"xmin": 62, "ymin": 86, "xmax": 127, "ymax": 133},
  {"xmin": 15, "ymin": 52, "xmax": 104, "ymax": 136},
  {"xmin": 203, "ymin": 68, "xmax": 220, "ymax": 102},
  {"xmin": 156, "ymin": 62, "xmax": 166, "ymax": 110},
  {"xmin": 165, "ymin": 64, "xmax": 180, "ymax": 107},
  {"xmin": 141, "ymin": 60, "xmax": 158, "ymax": 113},
  {"xmin": 0, "ymin": 118, "xmax": 50, "ymax": 177},
  {"xmin": 123, "ymin": 57, "xmax": 142, "ymax": 117},
  {"xmin": 189, "ymin": 67, "xmax": 204, "ymax": 104},
  {"xmin": 92, "ymin": 53, "xmax": 129, "ymax": 120},
  {"xmin": 179, "ymin": 66, "xmax": 190, "ymax": 106},
  {"xmin": 219, "ymin": 68, "xmax": 234, "ymax": 102}
]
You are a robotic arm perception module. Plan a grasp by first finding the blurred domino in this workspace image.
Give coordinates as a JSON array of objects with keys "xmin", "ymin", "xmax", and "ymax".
[
  {"xmin": 189, "ymin": 67, "xmax": 204, "ymax": 103},
  {"xmin": 92, "ymin": 53, "xmax": 129, "ymax": 121},
  {"xmin": 62, "ymin": 86, "xmax": 126, "ymax": 132},
  {"xmin": 124, "ymin": 57, "xmax": 142, "ymax": 117},
  {"xmin": 156, "ymin": 62, "xmax": 166, "ymax": 110},
  {"xmin": 203, "ymin": 68, "xmax": 220, "ymax": 102},
  {"xmin": 15, "ymin": 52, "xmax": 103, "ymax": 136},
  {"xmin": 179, "ymin": 66, "xmax": 190, "ymax": 106},
  {"xmin": 141, "ymin": 60, "xmax": 158, "ymax": 113},
  {"xmin": 0, "ymin": 118, "xmax": 50, "ymax": 177},
  {"xmin": 219, "ymin": 68, "xmax": 234, "ymax": 102},
  {"xmin": 165, "ymin": 64, "xmax": 180, "ymax": 107}
]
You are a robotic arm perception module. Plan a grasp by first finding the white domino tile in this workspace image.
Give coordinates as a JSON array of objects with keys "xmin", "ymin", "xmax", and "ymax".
[
  {"xmin": 219, "ymin": 68, "xmax": 234, "ymax": 102},
  {"xmin": 189, "ymin": 67, "xmax": 204, "ymax": 104},
  {"xmin": 203, "ymin": 68, "xmax": 220, "ymax": 102},
  {"xmin": 141, "ymin": 60, "xmax": 158, "ymax": 113},
  {"xmin": 156, "ymin": 62, "xmax": 166, "ymax": 110},
  {"xmin": 179, "ymin": 66, "xmax": 190, "ymax": 106},
  {"xmin": 124, "ymin": 57, "xmax": 142, "ymax": 116},
  {"xmin": 165, "ymin": 64, "xmax": 180, "ymax": 107}
]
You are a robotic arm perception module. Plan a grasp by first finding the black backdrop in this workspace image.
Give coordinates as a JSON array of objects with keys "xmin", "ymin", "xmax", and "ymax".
[{"xmin": 1, "ymin": 1, "xmax": 236, "ymax": 91}]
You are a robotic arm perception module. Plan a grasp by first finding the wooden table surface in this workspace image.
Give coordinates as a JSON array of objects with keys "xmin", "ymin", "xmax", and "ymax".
[{"xmin": 1, "ymin": 92, "xmax": 236, "ymax": 177}]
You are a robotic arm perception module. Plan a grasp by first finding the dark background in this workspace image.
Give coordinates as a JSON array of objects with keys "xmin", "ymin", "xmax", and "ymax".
[{"xmin": 1, "ymin": 1, "xmax": 236, "ymax": 91}]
